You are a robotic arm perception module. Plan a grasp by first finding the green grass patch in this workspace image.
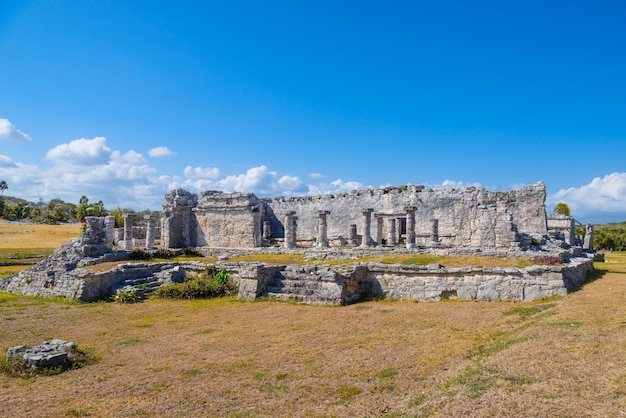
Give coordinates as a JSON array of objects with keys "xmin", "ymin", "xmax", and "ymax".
[
  {"xmin": 335, "ymin": 385, "xmax": 362, "ymax": 402},
  {"xmin": 503, "ymin": 303, "xmax": 556, "ymax": 321},
  {"xmin": 377, "ymin": 368, "xmax": 398, "ymax": 379}
]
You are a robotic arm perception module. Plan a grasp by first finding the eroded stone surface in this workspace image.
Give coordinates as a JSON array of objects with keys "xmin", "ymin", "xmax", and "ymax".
[{"xmin": 6, "ymin": 339, "xmax": 83, "ymax": 370}]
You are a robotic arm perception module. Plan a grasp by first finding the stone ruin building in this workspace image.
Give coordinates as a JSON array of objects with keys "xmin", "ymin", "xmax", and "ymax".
[
  {"xmin": 159, "ymin": 182, "xmax": 587, "ymax": 252},
  {"xmin": 0, "ymin": 182, "xmax": 600, "ymax": 304}
]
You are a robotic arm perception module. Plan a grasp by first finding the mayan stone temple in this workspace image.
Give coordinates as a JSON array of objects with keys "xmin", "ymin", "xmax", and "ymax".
[
  {"xmin": 0, "ymin": 182, "xmax": 601, "ymax": 304},
  {"xmin": 160, "ymin": 182, "xmax": 549, "ymax": 251}
]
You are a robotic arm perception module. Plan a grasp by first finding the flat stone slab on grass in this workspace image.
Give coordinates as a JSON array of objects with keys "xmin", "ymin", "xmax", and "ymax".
[{"xmin": 6, "ymin": 339, "xmax": 83, "ymax": 370}]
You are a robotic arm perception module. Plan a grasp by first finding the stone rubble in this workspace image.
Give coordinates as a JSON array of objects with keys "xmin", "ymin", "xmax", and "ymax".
[{"xmin": 6, "ymin": 339, "xmax": 83, "ymax": 370}]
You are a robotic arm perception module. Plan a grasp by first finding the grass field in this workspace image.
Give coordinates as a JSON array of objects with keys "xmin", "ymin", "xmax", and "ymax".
[
  {"xmin": 1, "ymin": 224, "xmax": 625, "ymax": 416},
  {"xmin": 0, "ymin": 221, "xmax": 82, "ymax": 278}
]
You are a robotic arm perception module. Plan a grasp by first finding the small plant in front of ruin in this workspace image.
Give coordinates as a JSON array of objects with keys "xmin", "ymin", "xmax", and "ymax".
[
  {"xmin": 152, "ymin": 248, "xmax": 176, "ymax": 259},
  {"xmin": 182, "ymin": 247, "xmax": 203, "ymax": 257},
  {"xmin": 155, "ymin": 266, "xmax": 236, "ymax": 299},
  {"xmin": 530, "ymin": 255, "xmax": 563, "ymax": 265},
  {"xmin": 129, "ymin": 249, "xmax": 152, "ymax": 260},
  {"xmin": 115, "ymin": 288, "xmax": 142, "ymax": 303}
]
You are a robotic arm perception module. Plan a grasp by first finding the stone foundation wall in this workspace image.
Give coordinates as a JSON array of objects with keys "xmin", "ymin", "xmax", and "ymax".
[
  {"xmin": 236, "ymin": 258, "xmax": 593, "ymax": 303},
  {"xmin": 1, "ymin": 255, "xmax": 593, "ymax": 304}
]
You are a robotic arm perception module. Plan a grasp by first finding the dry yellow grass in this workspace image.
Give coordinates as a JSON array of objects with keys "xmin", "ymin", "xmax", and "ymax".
[
  {"xmin": 0, "ymin": 221, "xmax": 82, "ymax": 253},
  {"xmin": 0, "ymin": 221, "xmax": 82, "ymax": 278},
  {"xmin": 1, "ymin": 254, "xmax": 625, "ymax": 417}
]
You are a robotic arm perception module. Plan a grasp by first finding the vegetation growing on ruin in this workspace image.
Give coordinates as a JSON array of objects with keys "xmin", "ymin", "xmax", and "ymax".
[{"xmin": 155, "ymin": 267, "xmax": 235, "ymax": 299}]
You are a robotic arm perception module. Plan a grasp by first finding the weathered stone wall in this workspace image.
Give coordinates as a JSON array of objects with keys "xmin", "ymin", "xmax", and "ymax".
[
  {"xmin": 194, "ymin": 191, "xmax": 263, "ymax": 248},
  {"xmin": 547, "ymin": 214, "xmax": 576, "ymax": 245},
  {"xmin": 264, "ymin": 182, "xmax": 547, "ymax": 248},
  {"xmin": 160, "ymin": 182, "xmax": 548, "ymax": 250},
  {"xmin": 236, "ymin": 257, "xmax": 594, "ymax": 304},
  {"xmin": 161, "ymin": 189, "xmax": 198, "ymax": 248}
]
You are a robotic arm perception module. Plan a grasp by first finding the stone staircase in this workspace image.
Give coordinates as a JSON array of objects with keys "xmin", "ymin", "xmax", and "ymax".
[
  {"xmin": 262, "ymin": 275, "xmax": 316, "ymax": 302},
  {"xmin": 260, "ymin": 265, "xmax": 351, "ymax": 304},
  {"xmin": 119, "ymin": 276, "xmax": 163, "ymax": 297}
]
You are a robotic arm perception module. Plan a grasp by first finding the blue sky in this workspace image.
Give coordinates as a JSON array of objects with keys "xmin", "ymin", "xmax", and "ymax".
[{"xmin": 1, "ymin": 0, "xmax": 625, "ymax": 223}]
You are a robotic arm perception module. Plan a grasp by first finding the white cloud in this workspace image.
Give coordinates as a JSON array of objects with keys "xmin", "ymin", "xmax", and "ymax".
[
  {"xmin": 278, "ymin": 175, "xmax": 304, "ymax": 192},
  {"xmin": 218, "ymin": 165, "xmax": 279, "ymax": 194},
  {"xmin": 439, "ymin": 179, "xmax": 483, "ymax": 189},
  {"xmin": 184, "ymin": 165, "xmax": 221, "ymax": 179},
  {"xmin": 0, "ymin": 155, "xmax": 17, "ymax": 168},
  {"xmin": 46, "ymin": 136, "xmax": 111, "ymax": 165},
  {"xmin": 0, "ymin": 118, "xmax": 31, "ymax": 143},
  {"xmin": 547, "ymin": 173, "xmax": 626, "ymax": 221},
  {"xmin": 148, "ymin": 146, "xmax": 175, "ymax": 158},
  {"xmin": 309, "ymin": 172, "xmax": 324, "ymax": 179},
  {"xmin": 307, "ymin": 179, "xmax": 367, "ymax": 195}
]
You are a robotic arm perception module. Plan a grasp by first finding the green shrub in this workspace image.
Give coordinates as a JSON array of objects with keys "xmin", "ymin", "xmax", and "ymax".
[
  {"xmin": 182, "ymin": 247, "xmax": 203, "ymax": 257},
  {"xmin": 155, "ymin": 267, "xmax": 235, "ymax": 299},
  {"xmin": 152, "ymin": 248, "xmax": 176, "ymax": 259},
  {"xmin": 115, "ymin": 288, "xmax": 142, "ymax": 303},
  {"xmin": 129, "ymin": 249, "xmax": 151, "ymax": 260}
]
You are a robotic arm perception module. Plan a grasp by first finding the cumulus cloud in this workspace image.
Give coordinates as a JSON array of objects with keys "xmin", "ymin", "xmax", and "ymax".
[
  {"xmin": 0, "ymin": 135, "xmax": 168, "ymax": 209},
  {"xmin": 0, "ymin": 118, "xmax": 31, "ymax": 143},
  {"xmin": 309, "ymin": 172, "xmax": 324, "ymax": 179},
  {"xmin": 184, "ymin": 165, "xmax": 221, "ymax": 179},
  {"xmin": 439, "ymin": 179, "xmax": 483, "ymax": 189},
  {"xmin": 46, "ymin": 136, "xmax": 111, "ymax": 165},
  {"xmin": 547, "ymin": 173, "xmax": 626, "ymax": 221},
  {"xmin": 148, "ymin": 146, "xmax": 175, "ymax": 158},
  {"xmin": 219, "ymin": 165, "xmax": 280, "ymax": 194},
  {"xmin": 307, "ymin": 179, "xmax": 367, "ymax": 195}
]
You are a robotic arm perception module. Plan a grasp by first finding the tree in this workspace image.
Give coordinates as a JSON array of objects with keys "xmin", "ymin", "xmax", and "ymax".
[
  {"xmin": 553, "ymin": 202, "xmax": 571, "ymax": 217},
  {"xmin": 0, "ymin": 180, "xmax": 7, "ymax": 195}
]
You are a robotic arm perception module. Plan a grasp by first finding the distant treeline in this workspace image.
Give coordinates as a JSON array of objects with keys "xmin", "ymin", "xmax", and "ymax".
[
  {"xmin": 0, "ymin": 195, "xmax": 159, "ymax": 227},
  {"xmin": 592, "ymin": 223, "xmax": 626, "ymax": 252}
]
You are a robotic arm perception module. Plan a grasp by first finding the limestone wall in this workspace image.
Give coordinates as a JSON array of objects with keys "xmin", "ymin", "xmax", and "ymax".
[
  {"xmin": 264, "ymin": 182, "xmax": 547, "ymax": 248},
  {"xmin": 236, "ymin": 257, "xmax": 593, "ymax": 303},
  {"xmin": 194, "ymin": 191, "xmax": 263, "ymax": 248}
]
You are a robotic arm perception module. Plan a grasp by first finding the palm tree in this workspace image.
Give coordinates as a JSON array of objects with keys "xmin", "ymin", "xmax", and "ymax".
[{"xmin": 0, "ymin": 180, "xmax": 7, "ymax": 195}]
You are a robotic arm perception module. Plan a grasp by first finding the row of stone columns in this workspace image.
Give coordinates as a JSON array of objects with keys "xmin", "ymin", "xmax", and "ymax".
[
  {"xmin": 282, "ymin": 207, "xmax": 437, "ymax": 249},
  {"xmin": 122, "ymin": 214, "xmax": 157, "ymax": 251}
]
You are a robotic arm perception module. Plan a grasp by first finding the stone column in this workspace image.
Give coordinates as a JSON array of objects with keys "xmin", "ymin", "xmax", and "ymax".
[
  {"xmin": 360, "ymin": 209, "xmax": 374, "ymax": 247},
  {"xmin": 349, "ymin": 224, "xmax": 358, "ymax": 246},
  {"xmin": 293, "ymin": 216, "xmax": 298, "ymax": 247},
  {"xmin": 123, "ymin": 214, "xmax": 135, "ymax": 251},
  {"xmin": 430, "ymin": 218, "xmax": 439, "ymax": 246},
  {"xmin": 144, "ymin": 215, "xmax": 156, "ymax": 250},
  {"xmin": 583, "ymin": 222, "xmax": 594, "ymax": 250},
  {"xmin": 284, "ymin": 211, "xmax": 296, "ymax": 249},
  {"xmin": 376, "ymin": 216, "xmax": 384, "ymax": 245},
  {"xmin": 263, "ymin": 221, "xmax": 271, "ymax": 241},
  {"xmin": 317, "ymin": 210, "xmax": 331, "ymax": 247},
  {"xmin": 405, "ymin": 207, "xmax": 416, "ymax": 249},
  {"xmin": 565, "ymin": 217, "xmax": 575, "ymax": 246},
  {"xmin": 104, "ymin": 216, "xmax": 116, "ymax": 250},
  {"xmin": 387, "ymin": 218, "xmax": 397, "ymax": 246}
]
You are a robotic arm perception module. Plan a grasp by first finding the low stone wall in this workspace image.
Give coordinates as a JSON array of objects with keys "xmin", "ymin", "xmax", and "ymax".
[
  {"xmin": 236, "ymin": 257, "xmax": 594, "ymax": 303},
  {"xmin": 1, "ymin": 254, "xmax": 594, "ymax": 304}
]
